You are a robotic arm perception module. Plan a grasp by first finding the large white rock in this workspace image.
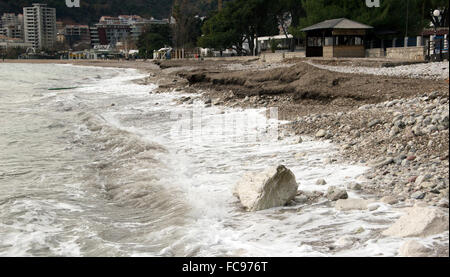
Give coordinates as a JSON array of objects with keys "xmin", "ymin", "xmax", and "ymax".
[
  {"xmin": 383, "ymin": 205, "xmax": 449, "ymax": 237},
  {"xmin": 234, "ymin": 165, "xmax": 298, "ymax": 212},
  {"xmin": 398, "ymin": 240, "xmax": 432, "ymax": 257}
]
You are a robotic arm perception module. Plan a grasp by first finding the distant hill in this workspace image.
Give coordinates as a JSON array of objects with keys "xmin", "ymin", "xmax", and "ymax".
[{"xmin": 0, "ymin": 0, "xmax": 220, "ymax": 24}]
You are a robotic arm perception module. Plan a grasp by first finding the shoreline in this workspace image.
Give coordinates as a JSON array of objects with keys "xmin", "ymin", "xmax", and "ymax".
[
  {"xmin": 2, "ymin": 58, "xmax": 449, "ymax": 256},
  {"xmin": 4, "ymin": 58, "xmax": 449, "ymax": 206}
]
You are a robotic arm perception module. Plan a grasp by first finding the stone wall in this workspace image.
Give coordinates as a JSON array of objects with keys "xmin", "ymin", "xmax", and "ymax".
[
  {"xmin": 386, "ymin": 46, "xmax": 426, "ymax": 61},
  {"xmin": 366, "ymin": 48, "xmax": 385, "ymax": 58},
  {"xmin": 261, "ymin": 52, "xmax": 305, "ymax": 63},
  {"xmin": 333, "ymin": 45, "xmax": 365, "ymax": 58},
  {"xmin": 203, "ymin": 52, "xmax": 306, "ymax": 63},
  {"xmin": 204, "ymin": 56, "xmax": 258, "ymax": 62},
  {"xmin": 323, "ymin": 46, "xmax": 333, "ymax": 58}
]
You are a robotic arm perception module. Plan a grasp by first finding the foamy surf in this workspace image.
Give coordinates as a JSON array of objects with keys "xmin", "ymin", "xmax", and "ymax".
[{"xmin": 0, "ymin": 63, "xmax": 447, "ymax": 257}]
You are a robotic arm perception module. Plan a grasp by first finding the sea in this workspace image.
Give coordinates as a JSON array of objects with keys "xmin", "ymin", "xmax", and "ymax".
[{"xmin": 0, "ymin": 63, "xmax": 447, "ymax": 256}]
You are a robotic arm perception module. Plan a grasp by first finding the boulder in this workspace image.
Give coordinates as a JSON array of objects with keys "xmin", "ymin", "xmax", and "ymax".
[
  {"xmin": 382, "ymin": 205, "xmax": 449, "ymax": 237},
  {"xmin": 335, "ymin": 199, "xmax": 370, "ymax": 211},
  {"xmin": 381, "ymin": 196, "xmax": 398, "ymax": 205},
  {"xmin": 347, "ymin": 182, "xmax": 362, "ymax": 190},
  {"xmin": 398, "ymin": 240, "xmax": 432, "ymax": 257},
  {"xmin": 370, "ymin": 157, "xmax": 394, "ymax": 168},
  {"xmin": 326, "ymin": 186, "xmax": 348, "ymax": 201},
  {"xmin": 368, "ymin": 119, "xmax": 381, "ymax": 128},
  {"xmin": 234, "ymin": 165, "xmax": 298, "ymax": 212},
  {"xmin": 315, "ymin": 129, "xmax": 327, "ymax": 138},
  {"xmin": 411, "ymin": 191, "xmax": 426, "ymax": 200},
  {"xmin": 316, "ymin": 179, "xmax": 327, "ymax": 186}
]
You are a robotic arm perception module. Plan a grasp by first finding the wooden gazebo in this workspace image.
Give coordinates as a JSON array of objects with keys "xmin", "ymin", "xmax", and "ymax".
[{"xmin": 301, "ymin": 18, "xmax": 373, "ymax": 58}]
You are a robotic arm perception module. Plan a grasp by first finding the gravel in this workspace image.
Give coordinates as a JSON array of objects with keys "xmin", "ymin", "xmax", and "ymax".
[{"xmin": 307, "ymin": 61, "xmax": 450, "ymax": 80}]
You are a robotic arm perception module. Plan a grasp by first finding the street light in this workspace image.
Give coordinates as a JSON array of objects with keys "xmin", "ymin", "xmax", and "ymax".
[
  {"xmin": 432, "ymin": 9, "xmax": 443, "ymax": 28},
  {"xmin": 430, "ymin": 9, "xmax": 445, "ymax": 61},
  {"xmin": 433, "ymin": 9, "xmax": 440, "ymax": 18}
]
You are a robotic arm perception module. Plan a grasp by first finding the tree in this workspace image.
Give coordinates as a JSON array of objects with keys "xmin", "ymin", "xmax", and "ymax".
[
  {"xmin": 0, "ymin": 47, "xmax": 6, "ymax": 61},
  {"xmin": 198, "ymin": 11, "xmax": 242, "ymax": 55},
  {"xmin": 269, "ymin": 38, "xmax": 279, "ymax": 53},
  {"xmin": 137, "ymin": 24, "xmax": 172, "ymax": 59},
  {"xmin": 171, "ymin": 0, "xmax": 203, "ymax": 48},
  {"xmin": 268, "ymin": 0, "xmax": 305, "ymax": 38},
  {"xmin": 1, "ymin": 47, "xmax": 26, "ymax": 59},
  {"xmin": 289, "ymin": 0, "xmax": 449, "ymax": 38},
  {"xmin": 198, "ymin": 0, "xmax": 278, "ymax": 56}
]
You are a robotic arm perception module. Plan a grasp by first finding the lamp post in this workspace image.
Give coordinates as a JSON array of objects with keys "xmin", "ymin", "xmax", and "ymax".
[
  {"xmin": 405, "ymin": 0, "xmax": 409, "ymax": 47},
  {"xmin": 433, "ymin": 9, "xmax": 442, "ymax": 28},
  {"xmin": 431, "ymin": 9, "xmax": 443, "ymax": 61}
]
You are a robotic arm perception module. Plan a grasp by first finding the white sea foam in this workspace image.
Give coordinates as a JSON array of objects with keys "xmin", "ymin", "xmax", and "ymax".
[{"xmin": 0, "ymin": 63, "xmax": 447, "ymax": 257}]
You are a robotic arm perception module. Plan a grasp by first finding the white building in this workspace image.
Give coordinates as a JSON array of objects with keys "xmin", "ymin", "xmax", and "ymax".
[
  {"xmin": 93, "ymin": 15, "xmax": 171, "ymax": 47},
  {"xmin": 1, "ymin": 13, "xmax": 24, "ymax": 40},
  {"xmin": 0, "ymin": 35, "xmax": 32, "ymax": 50},
  {"xmin": 23, "ymin": 3, "xmax": 57, "ymax": 49}
]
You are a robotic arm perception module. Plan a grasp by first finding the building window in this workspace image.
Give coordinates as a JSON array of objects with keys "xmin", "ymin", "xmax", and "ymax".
[
  {"xmin": 307, "ymin": 37, "xmax": 323, "ymax": 47},
  {"xmin": 335, "ymin": 36, "xmax": 364, "ymax": 46}
]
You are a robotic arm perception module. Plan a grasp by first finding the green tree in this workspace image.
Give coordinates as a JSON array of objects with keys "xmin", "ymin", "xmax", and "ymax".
[
  {"xmin": 0, "ymin": 0, "xmax": 223, "ymax": 25},
  {"xmin": 172, "ymin": 0, "xmax": 204, "ymax": 48},
  {"xmin": 198, "ymin": 0, "xmax": 278, "ymax": 56},
  {"xmin": 289, "ymin": 0, "xmax": 449, "ymax": 38},
  {"xmin": 1, "ymin": 47, "xmax": 26, "ymax": 59},
  {"xmin": 269, "ymin": 38, "xmax": 280, "ymax": 53},
  {"xmin": 198, "ymin": 11, "xmax": 242, "ymax": 55},
  {"xmin": 137, "ymin": 24, "xmax": 172, "ymax": 59}
]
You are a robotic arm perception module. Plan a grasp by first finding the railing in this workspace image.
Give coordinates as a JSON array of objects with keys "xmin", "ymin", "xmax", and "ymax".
[{"xmin": 426, "ymin": 37, "xmax": 449, "ymax": 62}]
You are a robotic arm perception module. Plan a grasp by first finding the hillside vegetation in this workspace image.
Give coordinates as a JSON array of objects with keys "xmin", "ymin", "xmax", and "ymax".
[{"xmin": 0, "ymin": 0, "xmax": 218, "ymax": 24}]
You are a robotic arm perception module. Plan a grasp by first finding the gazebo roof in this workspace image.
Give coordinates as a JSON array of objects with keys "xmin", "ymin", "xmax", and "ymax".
[{"xmin": 301, "ymin": 18, "xmax": 373, "ymax": 32}]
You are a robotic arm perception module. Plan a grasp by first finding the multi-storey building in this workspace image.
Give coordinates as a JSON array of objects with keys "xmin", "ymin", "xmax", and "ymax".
[
  {"xmin": 89, "ymin": 26, "xmax": 100, "ymax": 47},
  {"xmin": 96, "ymin": 22, "xmax": 131, "ymax": 46},
  {"xmin": 94, "ymin": 16, "xmax": 131, "ymax": 46},
  {"xmin": 91, "ymin": 15, "xmax": 170, "ymax": 47},
  {"xmin": 56, "ymin": 21, "xmax": 65, "ymax": 34},
  {"xmin": 0, "ymin": 34, "xmax": 32, "ymax": 50},
  {"xmin": 23, "ymin": 3, "xmax": 57, "ymax": 49},
  {"xmin": 1, "ymin": 13, "xmax": 24, "ymax": 39},
  {"xmin": 65, "ymin": 24, "xmax": 91, "ymax": 45}
]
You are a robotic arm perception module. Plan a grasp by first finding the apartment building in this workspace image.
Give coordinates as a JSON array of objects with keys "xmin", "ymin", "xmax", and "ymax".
[
  {"xmin": 89, "ymin": 26, "xmax": 100, "ymax": 47},
  {"xmin": 0, "ymin": 34, "xmax": 32, "ymax": 50},
  {"xmin": 23, "ymin": 3, "xmax": 57, "ymax": 49},
  {"xmin": 65, "ymin": 24, "xmax": 91, "ymax": 45},
  {"xmin": 95, "ymin": 16, "xmax": 131, "ymax": 46},
  {"xmin": 92, "ymin": 15, "xmax": 170, "ymax": 46},
  {"xmin": 1, "ymin": 13, "xmax": 24, "ymax": 39}
]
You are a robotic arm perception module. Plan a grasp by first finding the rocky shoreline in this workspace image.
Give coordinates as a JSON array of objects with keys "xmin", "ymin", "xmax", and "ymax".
[
  {"xmin": 158, "ymin": 58, "xmax": 449, "ymax": 257},
  {"xmin": 6, "ymin": 58, "xmax": 448, "ymax": 255},
  {"xmin": 144, "ymin": 58, "xmax": 449, "ymax": 209},
  {"xmin": 21, "ymin": 59, "xmax": 448, "ymax": 202},
  {"xmin": 285, "ymin": 92, "xmax": 449, "ymax": 207}
]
